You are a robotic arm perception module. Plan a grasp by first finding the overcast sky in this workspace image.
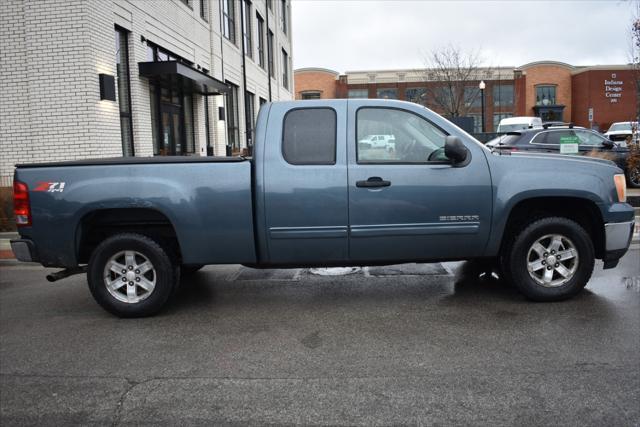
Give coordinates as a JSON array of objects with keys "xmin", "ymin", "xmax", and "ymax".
[{"xmin": 291, "ymin": 0, "xmax": 636, "ymax": 72}]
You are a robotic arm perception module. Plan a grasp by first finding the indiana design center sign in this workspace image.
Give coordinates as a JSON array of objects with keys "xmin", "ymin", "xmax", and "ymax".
[{"xmin": 604, "ymin": 73, "xmax": 623, "ymax": 103}]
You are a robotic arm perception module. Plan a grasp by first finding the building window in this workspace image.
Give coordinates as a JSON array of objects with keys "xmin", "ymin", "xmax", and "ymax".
[
  {"xmin": 405, "ymin": 87, "xmax": 426, "ymax": 104},
  {"xmin": 469, "ymin": 114, "xmax": 483, "ymax": 133},
  {"xmin": 493, "ymin": 112, "xmax": 513, "ymax": 130},
  {"xmin": 146, "ymin": 43, "xmax": 192, "ymax": 66},
  {"xmin": 245, "ymin": 90, "xmax": 255, "ymax": 146},
  {"xmin": 281, "ymin": 0, "xmax": 288, "ymax": 34},
  {"xmin": 463, "ymin": 86, "xmax": 481, "ymax": 108},
  {"xmin": 282, "ymin": 49, "xmax": 289, "ymax": 89},
  {"xmin": 283, "ymin": 108, "xmax": 337, "ymax": 165},
  {"xmin": 226, "ymin": 82, "xmax": 240, "ymax": 153},
  {"xmin": 376, "ymin": 88, "xmax": 397, "ymax": 99},
  {"xmin": 256, "ymin": 13, "xmax": 265, "ymax": 69},
  {"xmin": 267, "ymin": 30, "xmax": 275, "ymax": 78},
  {"xmin": 115, "ymin": 28, "xmax": 134, "ymax": 156},
  {"xmin": 301, "ymin": 91, "xmax": 321, "ymax": 100},
  {"xmin": 348, "ymin": 89, "xmax": 368, "ymax": 98},
  {"xmin": 536, "ymin": 85, "xmax": 556, "ymax": 105},
  {"xmin": 493, "ymin": 84, "xmax": 514, "ymax": 107},
  {"xmin": 199, "ymin": 0, "xmax": 208, "ymax": 21},
  {"xmin": 222, "ymin": 0, "xmax": 236, "ymax": 44},
  {"xmin": 242, "ymin": 0, "xmax": 252, "ymax": 59},
  {"xmin": 259, "ymin": 97, "xmax": 267, "ymax": 107}
]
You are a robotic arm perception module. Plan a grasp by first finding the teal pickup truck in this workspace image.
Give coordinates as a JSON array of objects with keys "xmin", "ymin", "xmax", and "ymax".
[{"xmin": 11, "ymin": 100, "xmax": 635, "ymax": 317}]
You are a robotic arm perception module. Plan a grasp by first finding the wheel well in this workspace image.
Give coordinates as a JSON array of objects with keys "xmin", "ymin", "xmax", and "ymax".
[
  {"xmin": 502, "ymin": 197, "xmax": 605, "ymax": 259},
  {"xmin": 76, "ymin": 208, "xmax": 181, "ymax": 264}
]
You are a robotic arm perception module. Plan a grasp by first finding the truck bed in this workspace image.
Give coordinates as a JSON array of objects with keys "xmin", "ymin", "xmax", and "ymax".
[{"xmin": 14, "ymin": 158, "xmax": 256, "ymax": 267}]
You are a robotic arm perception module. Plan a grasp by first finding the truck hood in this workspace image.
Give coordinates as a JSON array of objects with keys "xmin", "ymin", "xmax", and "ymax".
[{"xmin": 501, "ymin": 151, "xmax": 619, "ymax": 169}]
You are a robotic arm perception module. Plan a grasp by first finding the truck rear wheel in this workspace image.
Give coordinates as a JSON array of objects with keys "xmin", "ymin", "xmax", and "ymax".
[
  {"xmin": 87, "ymin": 233, "xmax": 177, "ymax": 317},
  {"xmin": 504, "ymin": 217, "xmax": 594, "ymax": 301}
]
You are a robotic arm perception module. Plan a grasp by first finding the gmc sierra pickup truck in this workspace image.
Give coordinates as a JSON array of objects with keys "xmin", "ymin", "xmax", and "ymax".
[{"xmin": 11, "ymin": 99, "xmax": 635, "ymax": 317}]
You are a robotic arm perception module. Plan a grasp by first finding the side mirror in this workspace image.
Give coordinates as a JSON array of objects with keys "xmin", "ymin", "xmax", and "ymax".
[
  {"xmin": 603, "ymin": 140, "xmax": 614, "ymax": 149},
  {"xmin": 445, "ymin": 136, "xmax": 469, "ymax": 166}
]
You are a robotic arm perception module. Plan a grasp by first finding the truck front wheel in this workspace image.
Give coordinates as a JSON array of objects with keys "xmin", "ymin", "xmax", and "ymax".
[
  {"xmin": 87, "ymin": 233, "xmax": 177, "ymax": 317},
  {"xmin": 504, "ymin": 217, "xmax": 595, "ymax": 301}
]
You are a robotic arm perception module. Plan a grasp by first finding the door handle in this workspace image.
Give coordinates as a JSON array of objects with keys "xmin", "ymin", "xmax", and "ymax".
[{"xmin": 356, "ymin": 177, "xmax": 391, "ymax": 188}]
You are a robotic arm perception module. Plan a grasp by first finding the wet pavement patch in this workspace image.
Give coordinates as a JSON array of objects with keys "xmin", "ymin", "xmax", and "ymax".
[{"xmin": 368, "ymin": 263, "xmax": 449, "ymax": 277}]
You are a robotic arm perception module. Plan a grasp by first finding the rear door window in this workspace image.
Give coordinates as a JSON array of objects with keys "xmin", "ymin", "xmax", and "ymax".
[{"xmin": 282, "ymin": 108, "xmax": 337, "ymax": 165}]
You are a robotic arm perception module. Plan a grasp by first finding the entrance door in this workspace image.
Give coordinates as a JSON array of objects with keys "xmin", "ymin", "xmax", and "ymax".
[
  {"xmin": 347, "ymin": 102, "xmax": 493, "ymax": 263},
  {"xmin": 160, "ymin": 104, "xmax": 183, "ymax": 155}
]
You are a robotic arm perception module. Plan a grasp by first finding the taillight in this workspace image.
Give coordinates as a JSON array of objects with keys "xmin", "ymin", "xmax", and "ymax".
[{"xmin": 13, "ymin": 180, "xmax": 31, "ymax": 226}]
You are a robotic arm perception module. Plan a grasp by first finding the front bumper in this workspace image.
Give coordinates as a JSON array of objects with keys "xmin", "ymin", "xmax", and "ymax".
[
  {"xmin": 602, "ymin": 220, "xmax": 635, "ymax": 269},
  {"xmin": 10, "ymin": 239, "xmax": 38, "ymax": 263}
]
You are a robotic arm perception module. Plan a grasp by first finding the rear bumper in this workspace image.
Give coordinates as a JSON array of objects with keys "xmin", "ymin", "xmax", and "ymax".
[
  {"xmin": 602, "ymin": 220, "xmax": 635, "ymax": 269},
  {"xmin": 10, "ymin": 239, "xmax": 38, "ymax": 263}
]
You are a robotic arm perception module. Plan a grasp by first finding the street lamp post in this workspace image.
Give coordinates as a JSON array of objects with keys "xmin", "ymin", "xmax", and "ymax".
[{"xmin": 479, "ymin": 80, "xmax": 486, "ymax": 133}]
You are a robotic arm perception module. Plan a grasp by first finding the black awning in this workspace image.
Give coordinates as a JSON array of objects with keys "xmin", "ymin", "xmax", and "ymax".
[{"xmin": 138, "ymin": 60, "xmax": 229, "ymax": 95}]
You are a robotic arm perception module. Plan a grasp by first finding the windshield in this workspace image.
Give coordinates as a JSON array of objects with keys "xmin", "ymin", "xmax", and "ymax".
[
  {"xmin": 608, "ymin": 123, "xmax": 633, "ymax": 132},
  {"xmin": 497, "ymin": 123, "xmax": 530, "ymax": 132}
]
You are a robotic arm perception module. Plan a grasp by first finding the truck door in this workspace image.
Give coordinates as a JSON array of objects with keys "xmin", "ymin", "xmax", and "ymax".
[
  {"xmin": 347, "ymin": 101, "xmax": 493, "ymax": 263},
  {"xmin": 262, "ymin": 101, "xmax": 348, "ymax": 264}
]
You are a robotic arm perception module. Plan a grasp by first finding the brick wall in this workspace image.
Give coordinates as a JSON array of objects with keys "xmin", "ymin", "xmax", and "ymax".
[
  {"xmin": 521, "ymin": 64, "xmax": 573, "ymax": 121},
  {"xmin": 572, "ymin": 69, "xmax": 637, "ymax": 130},
  {"xmin": 0, "ymin": 0, "xmax": 293, "ymax": 186},
  {"xmin": 294, "ymin": 69, "xmax": 338, "ymax": 99}
]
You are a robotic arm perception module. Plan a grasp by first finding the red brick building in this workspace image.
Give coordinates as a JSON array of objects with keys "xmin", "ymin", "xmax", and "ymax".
[{"xmin": 295, "ymin": 61, "xmax": 637, "ymax": 132}]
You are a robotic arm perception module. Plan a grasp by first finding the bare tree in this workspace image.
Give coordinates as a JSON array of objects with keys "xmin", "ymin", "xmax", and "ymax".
[{"xmin": 418, "ymin": 45, "xmax": 490, "ymax": 117}]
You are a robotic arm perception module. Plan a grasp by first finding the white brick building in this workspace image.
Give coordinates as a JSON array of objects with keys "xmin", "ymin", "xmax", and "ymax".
[{"xmin": 0, "ymin": 0, "xmax": 293, "ymax": 187}]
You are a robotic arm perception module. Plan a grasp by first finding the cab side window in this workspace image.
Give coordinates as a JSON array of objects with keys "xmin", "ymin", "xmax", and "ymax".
[
  {"xmin": 357, "ymin": 108, "xmax": 448, "ymax": 163},
  {"xmin": 282, "ymin": 108, "xmax": 336, "ymax": 165}
]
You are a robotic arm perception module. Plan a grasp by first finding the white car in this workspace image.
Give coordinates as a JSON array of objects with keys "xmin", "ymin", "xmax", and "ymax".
[
  {"xmin": 358, "ymin": 134, "xmax": 396, "ymax": 151},
  {"xmin": 496, "ymin": 116, "xmax": 543, "ymax": 133},
  {"xmin": 605, "ymin": 121, "xmax": 638, "ymax": 145}
]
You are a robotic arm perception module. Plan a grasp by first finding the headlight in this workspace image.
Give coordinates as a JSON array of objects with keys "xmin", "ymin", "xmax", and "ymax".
[{"xmin": 614, "ymin": 174, "xmax": 626, "ymax": 203}]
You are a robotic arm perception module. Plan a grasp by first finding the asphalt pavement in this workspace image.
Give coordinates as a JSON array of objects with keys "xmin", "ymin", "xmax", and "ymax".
[{"xmin": 1, "ymin": 250, "xmax": 639, "ymax": 425}]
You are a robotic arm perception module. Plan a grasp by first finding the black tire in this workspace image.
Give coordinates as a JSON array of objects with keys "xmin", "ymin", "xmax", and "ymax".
[
  {"xmin": 503, "ymin": 217, "xmax": 594, "ymax": 301},
  {"xmin": 626, "ymin": 166, "xmax": 640, "ymax": 188},
  {"xmin": 87, "ymin": 233, "xmax": 177, "ymax": 317},
  {"xmin": 181, "ymin": 264, "xmax": 204, "ymax": 276}
]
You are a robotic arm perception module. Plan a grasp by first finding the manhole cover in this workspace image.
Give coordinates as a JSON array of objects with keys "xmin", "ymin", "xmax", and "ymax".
[
  {"xmin": 309, "ymin": 267, "xmax": 362, "ymax": 276},
  {"xmin": 368, "ymin": 263, "xmax": 448, "ymax": 276}
]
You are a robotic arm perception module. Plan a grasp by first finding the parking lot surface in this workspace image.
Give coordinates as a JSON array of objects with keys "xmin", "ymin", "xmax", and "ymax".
[{"xmin": 1, "ymin": 250, "xmax": 639, "ymax": 425}]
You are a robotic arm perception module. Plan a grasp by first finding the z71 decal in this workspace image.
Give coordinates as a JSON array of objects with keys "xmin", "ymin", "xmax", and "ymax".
[{"xmin": 33, "ymin": 181, "xmax": 66, "ymax": 193}]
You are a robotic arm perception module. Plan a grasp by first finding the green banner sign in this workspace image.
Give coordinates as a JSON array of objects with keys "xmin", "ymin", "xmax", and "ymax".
[{"xmin": 559, "ymin": 135, "xmax": 579, "ymax": 154}]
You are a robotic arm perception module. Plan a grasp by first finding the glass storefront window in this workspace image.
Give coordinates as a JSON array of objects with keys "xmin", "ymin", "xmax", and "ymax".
[
  {"xmin": 536, "ymin": 85, "xmax": 556, "ymax": 105},
  {"xmin": 493, "ymin": 84, "xmax": 514, "ymax": 107},
  {"xmin": 348, "ymin": 89, "xmax": 368, "ymax": 98},
  {"xmin": 376, "ymin": 88, "xmax": 397, "ymax": 99},
  {"xmin": 464, "ymin": 87, "xmax": 481, "ymax": 108},
  {"xmin": 405, "ymin": 87, "xmax": 426, "ymax": 104},
  {"xmin": 226, "ymin": 83, "xmax": 240, "ymax": 153},
  {"xmin": 115, "ymin": 27, "xmax": 134, "ymax": 156}
]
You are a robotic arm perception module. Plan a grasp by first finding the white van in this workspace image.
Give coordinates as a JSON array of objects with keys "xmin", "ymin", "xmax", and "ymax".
[{"xmin": 496, "ymin": 116, "xmax": 543, "ymax": 133}]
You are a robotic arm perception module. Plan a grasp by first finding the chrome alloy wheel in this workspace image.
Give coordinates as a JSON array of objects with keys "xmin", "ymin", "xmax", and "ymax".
[
  {"xmin": 103, "ymin": 251, "xmax": 156, "ymax": 303},
  {"xmin": 526, "ymin": 234, "xmax": 579, "ymax": 288}
]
